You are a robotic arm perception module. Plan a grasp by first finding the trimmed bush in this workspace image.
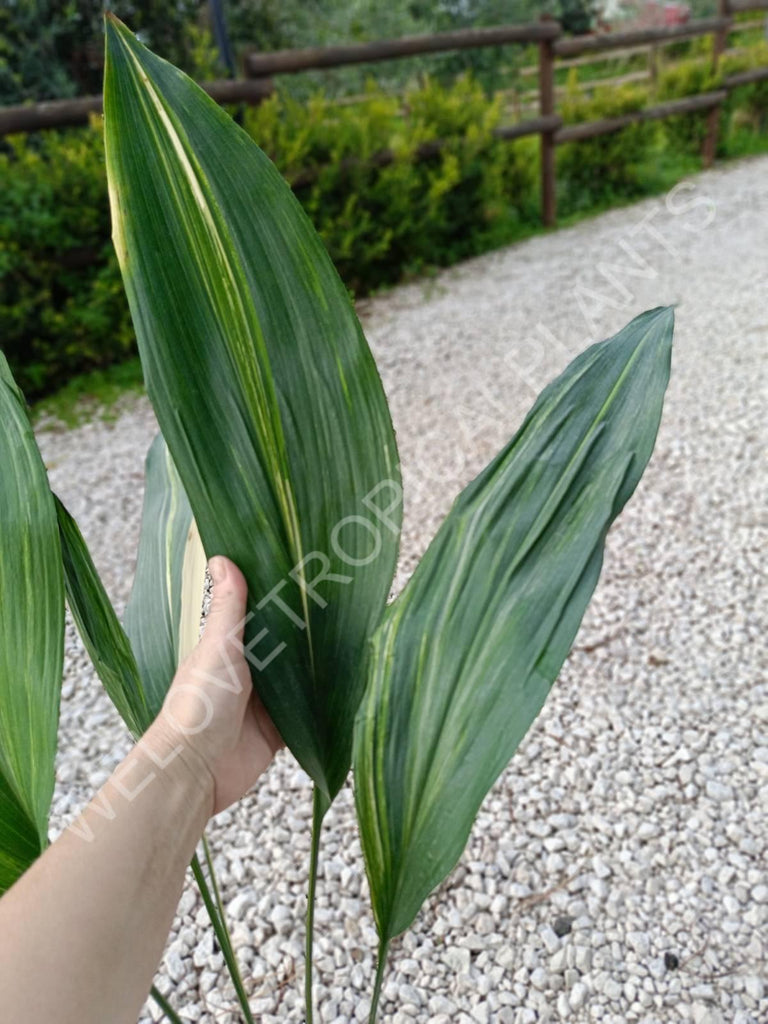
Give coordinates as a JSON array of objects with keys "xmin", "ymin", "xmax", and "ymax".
[
  {"xmin": 2, "ymin": 55, "xmax": 768, "ymax": 398},
  {"xmin": 0, "ymin": 124, "xmax": 132, "ymax": 398},
  {"xmin": 2, "ymin": 77, "xmax": 541, "ymax": 395},
  {"xmin": 721, "ymin": 42, "xmax": 768, "ymax": 156},
  {"xmin": 556, "ymin": 73, "xmax": 660, "ymax": 215},
  {"xmin": 246, "ymin": 78, "xmax": 540, "ymax": 291},
  {"xmin": 656, "ymin": 57, "xmax": 722, "ymax": 158}
]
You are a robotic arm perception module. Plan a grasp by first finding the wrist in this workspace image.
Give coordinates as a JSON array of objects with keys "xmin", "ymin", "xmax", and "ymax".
[{"xmin": 138, "ymin": 717, "xmax": 216, "ymax": 821}]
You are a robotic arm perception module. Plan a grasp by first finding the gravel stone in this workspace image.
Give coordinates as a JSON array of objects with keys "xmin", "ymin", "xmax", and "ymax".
[
  {"xmin": 744, "ymin": 975, "xmax": 764, "ymax": 1002},
  {"xmin": 569, "ymin": 982, "xmax": 587, "ymax": 1010},
  {"xmin": 627, "ymin": 931, "xmax": 651, "ymax": 957},
  {"xmin": 41, "ymin": 155, "xmax": 768, "ymax": 1024},
  {"xmin": 552, "ymin": 916, "xmax": 572, "ymax": 938},
  {"xmin": 540, "ymin": 926, "xmax": 561, "ymax": 956}
]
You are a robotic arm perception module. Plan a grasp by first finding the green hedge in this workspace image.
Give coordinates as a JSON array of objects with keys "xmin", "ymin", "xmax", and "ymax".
[
  {"xmin": 246, "ymin": 78, "xmax": 540, "ymax": 292},
  {"xmin": 2, "ymin": 77, "xmax": 543, "ymax": 397},
  {"xmin": 721, "ymin": 42, "xmax": 768, "ymax": 155},
  {"xmin": 2, "ymin": 62, "xmax": 768, "ymax": 399},
  {"xmin": 557, "ymin": 73, "xmax": 661, "ymax": 215},
  {"xmin": 0, "ymin": 127, "xmax": 133, "ymax": 397}
]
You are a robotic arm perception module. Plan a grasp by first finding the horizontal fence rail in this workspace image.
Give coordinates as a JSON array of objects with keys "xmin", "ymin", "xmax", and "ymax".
[
  {"xmin": 553, "ymin": 90, "xmax": 728, "ymax": 143},
  {"xmin": 243, "ymin": 22, "xmax": 560, "ymax": 77},
  {"xmin": 0, "ymin": 78, "xmax": 274, "ymax": 135},
  {"xmin": 552, "ymin": 16, "xmax": 732, "ymax": 57},
  {"xmin": 729, "ymin": 0, "xmax": 768, "ymax": 10},
  {"xmin": 2, "ymin": 1, "xmax": 767, "ymax": 239},
  {"xmin": 724, "ymin": 65, "xmax": 768, "ymax": 86}
]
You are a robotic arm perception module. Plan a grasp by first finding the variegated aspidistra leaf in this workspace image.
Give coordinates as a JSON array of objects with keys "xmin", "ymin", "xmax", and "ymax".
[
  {"xmin": 0, "ymin": 353, "xmax": 64, "ymax": 892},
  {"xmin": 355, "ymin": 308, "xmax": 674, "ymax": 944},
  {"xmin": 56, "ymin": 499, "xmax": 150, "ymax": 738},
  {"xmin": 104, "ymin": 17, "xmax": 401, "ymax": 802},
  {"xmin": 124, "ymin": 434, "xmax": 207, "ymax": 721}
]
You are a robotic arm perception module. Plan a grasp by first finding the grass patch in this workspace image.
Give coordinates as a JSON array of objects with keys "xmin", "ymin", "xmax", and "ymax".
[
  {"xmin": 723, "ymin": 126, "xmax": 768, "ymax": 159},
  {"xmin": 32, "ymin": 356, "xmax": 145, "ymax": 429}
]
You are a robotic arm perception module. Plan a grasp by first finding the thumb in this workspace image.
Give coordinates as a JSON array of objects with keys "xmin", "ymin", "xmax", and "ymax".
[{"xmin": 202, "ymin": 556, "xmax": 249, "ymax": 651}]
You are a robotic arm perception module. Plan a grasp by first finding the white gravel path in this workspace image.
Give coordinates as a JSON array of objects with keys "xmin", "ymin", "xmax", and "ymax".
[{"xmin": 39, "ymin": 154, "xmax": 767, "ymax": 1024}]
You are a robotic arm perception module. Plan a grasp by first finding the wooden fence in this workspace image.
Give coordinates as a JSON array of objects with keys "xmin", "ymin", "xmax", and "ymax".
[
  {"xmin": 246, "ymin": 2, "xmax": 768, "ymax": 227},
  {"xmin": 0, "ymin": 79, "xmax": 274, "ymax": 134},
  {"xmin": 2, "ymin": 0, "xmax": 768, "ymax": 228}
]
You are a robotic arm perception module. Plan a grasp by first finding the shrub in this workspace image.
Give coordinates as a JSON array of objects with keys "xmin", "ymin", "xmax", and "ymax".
[
  {"xmin": 2, "ymin": 39, "xmax": 768, "ymax": 398},
  {"xmin": 0, "ymin": 124, "xmax": 133, "ymax": 397},
  {"xmin": 0, "ymin": 1, "xmax": 227, "ymax": 105},
  {"xmin": 557, "ymin": 72, "xmax": 659, "ymax": 215},
  {"xmin": 559, "ymin": 0, "xmax": 595, "ymax": 35},
  {"xmin": 656, "ymin": 57, "xmax": 721, "ymax": 157},
  {"xmin": 721, "ymin": 42, "xmax": 768, "ymax": 154},
  {"xmin": 247, "ymin": 76, "xmax": 540, "ymax": 291},
  {"xmin": 3, "ymin": 75, "xmax": 542, "ymax": 399}
]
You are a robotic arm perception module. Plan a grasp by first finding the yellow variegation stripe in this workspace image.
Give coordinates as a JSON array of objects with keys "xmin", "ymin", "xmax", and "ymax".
[
  {"xmin": 111, "ymin": 28, "xmax": 306, "ymax": 582},
  {"xmin": 178, "ymin": 518, "xmax": 207, "ymax": 664}
]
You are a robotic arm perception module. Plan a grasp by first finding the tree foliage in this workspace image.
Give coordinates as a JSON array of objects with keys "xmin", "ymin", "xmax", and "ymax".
[{"xmin": 0, "ymin": 0, "xmax": 209, "ymax": 104}]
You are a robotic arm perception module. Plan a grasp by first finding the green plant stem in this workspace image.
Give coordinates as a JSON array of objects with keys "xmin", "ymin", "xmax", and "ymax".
[
  {"xmin": 200, "ymin": 839, "xmax": 247, "ymax": 1006},
  {"xmin": 202, "ymin": 834, "xmax": 228, "ymax": 938},
  {"xmin": 150, "ymin": 985, "xmax": 184, "ymax": 1024},
  {"xmin": 368, "ymin": 937, "xmax": 391, "ymax": 1024},
  {"xmin": 191, "ymin": 849, "xmax": 255, "ymax": 1024},
  {"xmin": 200, "ymin": 836, "xmax": 253, "ymax": 1019},
  {"xmin": 305, "ymin": 786, "xmax": 329, "ymax": 1024}
]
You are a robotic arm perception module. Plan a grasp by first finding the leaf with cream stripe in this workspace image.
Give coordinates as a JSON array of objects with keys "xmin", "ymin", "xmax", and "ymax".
[
  {"xmin": 354, "ymin": 308, "xmax": 674, "ymax": 955},
  {"xmin": 124, "ymin": 434, "xmax": 207, "ymax": 721},
  {"xmin": 103, "ymin": 17, "xmax": 401, "ymax": 802}
]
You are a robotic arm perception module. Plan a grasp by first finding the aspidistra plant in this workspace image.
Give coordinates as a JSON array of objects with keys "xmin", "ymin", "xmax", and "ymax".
[
  {"xmin": 103, "ymin": 15, "xmax": 403, "ymax": 1016},
  {"xmin": 354, "ymin": 307, "xmax": 673, "ymax": 1017},
  {"xmin": 0, "ymin": 14, "xmax": 674, "ymax": 1024},
  {"xmin": 102, "ymin": 16, "xmax": 673, "ymax": 1021},
  {"xmin": 0, "ymin": 352, "xmax": 64, "ymax": 896}
]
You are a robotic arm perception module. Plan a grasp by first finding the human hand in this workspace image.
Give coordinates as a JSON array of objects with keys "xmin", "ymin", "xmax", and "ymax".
[{"xmin": 146, "ymin": 556, "xmax": 283, "ymax": 816}]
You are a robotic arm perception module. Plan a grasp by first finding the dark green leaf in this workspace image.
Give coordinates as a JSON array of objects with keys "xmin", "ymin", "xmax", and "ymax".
[
  {"xmin": 354, "ymin": 307, "xmax": 674, "ymax": 941},
  {"xmin": 55, "ymin": 499, "xmax": 150, "ymax": 738},
  {"xmin": 0, "ymin": 352, "xmax": 64, "ymax": 892},
  {"xmin": 103, "ymin": 17, "xmax": 401, "ymax": 800}
]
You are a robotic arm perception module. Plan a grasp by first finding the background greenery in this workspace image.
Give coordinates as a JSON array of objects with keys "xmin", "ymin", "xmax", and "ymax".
[
  {"xmin": 0, "ymin": 1, "xmax": 580, "ymax": 105},
  {"xmin": 3, "ymin": 0, "xmax": 723, "ymax": 104},
  {"xmin": 1, "ymin": 4, "xmax": 764, "ymax": 399}
]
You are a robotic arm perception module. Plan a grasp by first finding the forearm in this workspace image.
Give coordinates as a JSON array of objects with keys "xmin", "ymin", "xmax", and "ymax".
[{"xmin": 0, "ymin": 723, "xmax": 212, "ymax": 1024}]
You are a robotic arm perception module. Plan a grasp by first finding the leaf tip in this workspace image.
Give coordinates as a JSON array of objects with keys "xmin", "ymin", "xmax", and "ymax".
[
  {"xmin": 650, "ymin": 305, "xmax": 675, "ymax": 335},
  {"xmin": 104, "ymin": 11, "xmax": 125, "ymax": 31},
  {"xmin": 103, "ymin": 12, "xmax": 137, "ymax": 65}
]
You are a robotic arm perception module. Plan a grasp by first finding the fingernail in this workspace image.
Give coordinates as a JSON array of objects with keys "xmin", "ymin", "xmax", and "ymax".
[{"xmin": 209, "ymin": 556, "xmax": 226, "ymax": 584}]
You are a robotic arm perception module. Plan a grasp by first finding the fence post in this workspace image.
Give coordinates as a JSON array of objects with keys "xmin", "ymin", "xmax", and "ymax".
[
  {"xmin": 539, "ymin": 19, "xmax": 557, "ymax": 227},
  {"xmin": 703, "ymin": 0, "xmax": 731, "ymax": 166},
  {"xmin": 648, "ymin": 42, "xmax": 659, "ymax": 84}
]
